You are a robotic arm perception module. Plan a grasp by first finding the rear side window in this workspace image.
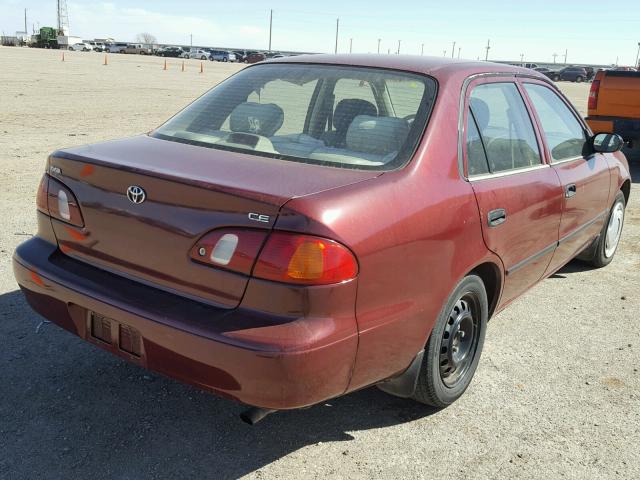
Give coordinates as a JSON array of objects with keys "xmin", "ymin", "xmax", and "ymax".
[
  {"xmin": 468, "ymin": 83, "xmax": 541, "ymax": 174},
  {"xmin": 153, "ymin": 64, "xmax": 436, "ymax": 170},
  {"xmin": 523, "ymin": 84, "xmax": 587, "ymax": 162}
]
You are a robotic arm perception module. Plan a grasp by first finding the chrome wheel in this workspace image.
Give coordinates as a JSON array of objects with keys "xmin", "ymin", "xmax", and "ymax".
[
  {"xmin": 439, "ymin": 295, "xmax": 481, "ymax": 388},
  {"xmin": 604, "ymin": 202, "xmax": 624, "ymax": 258}
]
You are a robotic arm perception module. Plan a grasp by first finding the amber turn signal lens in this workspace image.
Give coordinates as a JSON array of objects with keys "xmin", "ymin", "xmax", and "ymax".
[{"xmin": 253, "ymin": 232, "xmax": 358, "ymax": 285}]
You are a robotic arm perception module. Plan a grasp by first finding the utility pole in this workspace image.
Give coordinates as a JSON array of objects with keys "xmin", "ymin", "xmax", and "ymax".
[
  {"xmin": 421, "ymin": 43, "xmax": 424, "ymax": 56},
  {"xmin": 563, "ymin": 48, "xmax": 568, "ymax": 64},
  {"xmin": 268, "ymin": 9, "xmax": 273, "ymax": 52},
  {"xmin": 24, "ymin": 8, "xmax": 27, "ymax": 35},
  {"xmin": 377, "ymin": 38, "xmax": 381, "ymax": 54},
  {"xmin": 484, "ymin": 39, "xmax": 491, "ymax": 61},
  {"xmin": 334, "ymin": 18, "xmax": 339, "ymax": 54},
  {"xmin": 349, "ymin": 38, "xmax": 352, "ymax": 54},
  {"xmin": 458, "ymin": 47, "xmax": 461, "ymax": 59},
  {"xmin": 190, "ymin": 34, "xmax": 192, "ymax": 47},
  {"xmin": 520, "ymin": 53, "xmax": 524, "ymax": 64},
  {"xmin": 443, "ymin": 50, "xmax": 447, "ymax": 57},
  {"xmin": 552, "ymin": 52, "xmax": 558, "ymax": 63},
  {"xmin": 635, "ymin": 42, "xmax": 640, "ymax": 68},
  {"xmin": 451, "ymin": 41, "xmax": 456, "ymax": 58},
  {"xmin": 397, "ymin": 40, "xmax": 401, "ymax": 54}
]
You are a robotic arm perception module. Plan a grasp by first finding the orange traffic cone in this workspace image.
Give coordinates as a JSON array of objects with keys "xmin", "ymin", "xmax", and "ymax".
[
  {"xmin": 181, "ymin": 60, "xmax": 185, "ymax": 72},
  {"xmin": 163, "ymin": 59, "xmax": 167, "ymax": 70},
  {"xmin": 200, "ymin": 61, "xmax": 204, "ymax": 74},
  {"xmin": 103, "ymin": 54, "xmax": 108, "ymax": 66}
]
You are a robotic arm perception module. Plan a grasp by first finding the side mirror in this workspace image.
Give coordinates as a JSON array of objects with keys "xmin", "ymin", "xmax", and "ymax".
[{"xmin": 591, "ymin": 133, "xmax": 624, "ymax": 153}]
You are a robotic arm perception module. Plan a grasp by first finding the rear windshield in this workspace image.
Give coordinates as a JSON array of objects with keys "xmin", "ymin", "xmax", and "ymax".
[{"xmin": 152, "ymin": 63, "xmax": 436, "ymax": 170}]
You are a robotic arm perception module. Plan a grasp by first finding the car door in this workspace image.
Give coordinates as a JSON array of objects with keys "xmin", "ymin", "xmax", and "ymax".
[
  {"xmin": 463, "ymin": 78, "xmax": 563, "ymax": 305},
  {"xmin": 521, "ymin": 80, "xmax": 611, "ymax": 274}
]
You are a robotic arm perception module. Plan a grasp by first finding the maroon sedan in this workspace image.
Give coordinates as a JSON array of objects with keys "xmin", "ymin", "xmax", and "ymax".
[{"xmin": 13, "ymin": 55, "xmax": 630, "ymax": 423}]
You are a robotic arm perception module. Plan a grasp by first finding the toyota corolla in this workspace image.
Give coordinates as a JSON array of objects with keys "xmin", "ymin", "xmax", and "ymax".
[{"xmin": 13, "ymin": 55, "xmax": 630, "ymax": 423}]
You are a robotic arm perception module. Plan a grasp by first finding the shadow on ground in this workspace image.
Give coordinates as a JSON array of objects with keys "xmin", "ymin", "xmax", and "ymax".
[{"xmin": 0, "ymin": 289, "xmax": 437, "ymax": 480}]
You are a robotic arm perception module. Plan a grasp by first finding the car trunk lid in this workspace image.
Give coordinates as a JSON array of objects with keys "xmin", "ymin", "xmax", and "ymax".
[{"xmin": 48, "ymin": 135, "xmax": 380, "ymax": 308}]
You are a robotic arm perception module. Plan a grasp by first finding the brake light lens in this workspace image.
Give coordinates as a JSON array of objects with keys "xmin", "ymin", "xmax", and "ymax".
[
  {"xmin": 190, "ymin": 229, "xmax": 267, "ymax": 274},
  {"xmin": 253, "ymin": 232, "xmax": 358, "ymax": 285},
  {"xmin": 588, "ymin": 79, "xmax": 600, "ymax": 110},
  {"xmin": 36, "ymin": 174, "xmax": 49, "ymax": 213},
  {"xmin": 47, "ymin": 177, "xmax": 84, "ymax": 227}
]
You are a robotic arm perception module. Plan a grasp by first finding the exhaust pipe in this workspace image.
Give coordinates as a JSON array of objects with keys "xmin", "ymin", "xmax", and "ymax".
[{"xmin": 240, "ymin": 407, "xmax": 277, "ymax": 425}]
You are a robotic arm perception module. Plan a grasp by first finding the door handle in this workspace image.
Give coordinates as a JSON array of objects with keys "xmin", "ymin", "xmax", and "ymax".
[
  {"xmin": 565, "ymin": 184, "xmax": 577, "ymax": 198},
  {"xmin": 488, "ymin": 208, "xmax": 507, "ymax": 227}
]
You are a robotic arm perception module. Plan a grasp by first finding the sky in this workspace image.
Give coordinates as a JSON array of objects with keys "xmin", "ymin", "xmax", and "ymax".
[{"xmin": 1, "ymin": 0, "xmax": 639, "ymax": 65}]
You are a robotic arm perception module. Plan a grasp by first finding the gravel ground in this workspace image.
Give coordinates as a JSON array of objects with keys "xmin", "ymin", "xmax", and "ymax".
[{"xmin": 1, "ymin": 47, "xmax": 639, "ymax": 480}]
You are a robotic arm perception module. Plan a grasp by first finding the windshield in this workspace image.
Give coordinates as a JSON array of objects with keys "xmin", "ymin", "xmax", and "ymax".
[{"xmin": 152, "ymin": 63, "xmax": 437, "ymax": 170}]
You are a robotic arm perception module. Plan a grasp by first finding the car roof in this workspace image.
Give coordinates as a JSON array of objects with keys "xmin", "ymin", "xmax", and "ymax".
[{"xmin": 263, "ymin": 54, "xmax": 547, "ymax": 81}]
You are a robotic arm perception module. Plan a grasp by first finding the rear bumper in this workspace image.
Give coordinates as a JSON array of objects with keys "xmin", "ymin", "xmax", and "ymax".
[
  {"xmin": 586, "ymin": 116, "xmax": 640, "ymax": 141},
  {"xmin": 13, "ymin": 237, "xmax": 358, "ymax": 409}
]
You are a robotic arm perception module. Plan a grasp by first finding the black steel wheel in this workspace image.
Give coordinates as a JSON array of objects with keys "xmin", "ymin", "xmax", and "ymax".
[
  {"xmin": 412, "ymin": 275, "xmax": 488, "ymax": 407},
  {"xmin": 438, "ymin": 296, "xmax": 481, "ymax": 388}
]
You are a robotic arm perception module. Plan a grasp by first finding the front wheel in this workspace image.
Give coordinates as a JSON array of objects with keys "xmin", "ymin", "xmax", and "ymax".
[
  {"xmin": 412, "ymin": 275, "xmax": 488, "ymax": 408},
  {"xmin": 576, "ymin": 76, "xmax": 584, "ymax": 83},
  {"xmin": 589, "ymin": 192, "xmax": 626, "ymax": 268}
]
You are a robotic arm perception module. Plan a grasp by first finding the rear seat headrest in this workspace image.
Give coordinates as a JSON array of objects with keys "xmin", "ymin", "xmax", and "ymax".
[
  {"xmin": 346, "ymin": 115, "xmax": 410, "ymax": 156},
  {"xmin": 230, "ymin": 102, "xmax": 284, "ymax": 137}
]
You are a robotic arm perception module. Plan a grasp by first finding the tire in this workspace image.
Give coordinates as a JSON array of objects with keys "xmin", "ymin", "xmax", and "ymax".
[
  {"xmin": 68, "ymin": 47, "xmax": 73, "ymax": 51},
  {"xmin": 553, "ymin": 75, "xmax": 560, "ymax": 81},
  {"xmin": 412, "ymin": 274, "xmax": 488, "ymax": 408},
  {"xmin": 223, "ymin": 57, "xmax": 228, "ymax": 62},
  {"xmin": 201, "ymin": 56, "xmax": 207, "ymax": 60},
  {"xmin": 576, "ymin": 76, "xmax": 584, "ymax": 83},
  {"xmin": 588, "ymin": 192, "xmax": 626, "ymax": 268}
]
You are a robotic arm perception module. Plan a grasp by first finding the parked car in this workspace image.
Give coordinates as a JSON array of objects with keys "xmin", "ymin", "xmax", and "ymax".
[
  {"xmin": 157, "ymin": 46, "xmax": 183, "ymax": 58},
  {"xmin": 209, "ymin": 50, "xmax": 236, "ymax": 62},
  {"xmin": 14, "ymin": 56, "xmax": 630, "ymax": 424},
  {"xmin": 107, "ymin": 42, "xmax": 128, "ymax": 54},
  {"xmin": 555, "ymin": 66, "xmax": 588, "ymax": 82},
  {"xmin": 533, "ymin": 67, "xmax": 559, "ymax": 80},
  {"xmin": 233, "ymin": 50, "xmax": 247, "ymax": 62},
  {"xmin": 245, "ymin": 51, "xmax": 266, "ymax": 63},
  {"xmin": 67, "ymin": 42, "xmax": 92, "ymax": 52},
  {"xmin": 123, "ymin": 44, "xmax": 152, "ymax": 55},
  {"xmin": 184, "ymin": 49, "xmax": 210, "ymax": 60},
  {"xmin": 88, "ymin": 41, "xmax": 107, "ymax": 52},
  {"xmin": 586, "ymin": 69, "xmax": 640, "ymax": 147}
]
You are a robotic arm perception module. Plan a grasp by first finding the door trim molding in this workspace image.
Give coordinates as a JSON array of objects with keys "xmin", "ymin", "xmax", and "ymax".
[
  {"xmin": 506, "ymin": 241, "xmax": 557, "ymax": 276},
  {"xmin": 505, "ymin": 210, "xmax": 607, "ymax": 276}
]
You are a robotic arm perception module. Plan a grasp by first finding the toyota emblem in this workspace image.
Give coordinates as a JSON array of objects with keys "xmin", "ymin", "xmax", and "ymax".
[{"xmin": 126, "ymin": 185, "xmax": 146, "ymax": 204}]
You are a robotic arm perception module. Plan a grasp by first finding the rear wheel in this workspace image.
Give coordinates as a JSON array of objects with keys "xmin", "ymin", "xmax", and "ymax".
[
  {"xmin": 412, "ymin": 275, "xmax": 488, "ymax": 407},
  {"xmin": 589, "ymin": 192, "xmax": 625, "ymax": 268},
  {"xmin": 576, "ymin": 76, "xmax": 584, "ymax": 83},
  {"xmin": 553, "ymin": 75, "xmax": 560, "ymax": 81}
]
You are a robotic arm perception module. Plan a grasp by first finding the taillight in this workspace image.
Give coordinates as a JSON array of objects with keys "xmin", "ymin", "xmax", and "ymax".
[
  {"xmin": 190, "ymin": 230, "xmax": 358, "ymax": 285},
  {"xmin": 253, "ymin": 232, "xmax": 358, "ymax": 285},
  {"xmin": 190, "ymin": 229, "xmax": 267, "ymax": 274},
  {"xmin": 588, "ymin": 79, "xmax": 600, "ymax": 110},
  {"xmin": 47, "ymin": 177, "xmax": 84, "ymax": 227},
  {"xmin": 36, "ymin": 174, "xmax": 49, "ymax": 214}
]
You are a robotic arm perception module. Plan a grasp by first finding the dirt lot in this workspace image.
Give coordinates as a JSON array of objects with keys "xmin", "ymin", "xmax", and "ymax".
[{"xmin": 1, "ymin": 47, "xmax": 639, "ymax": 480}]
